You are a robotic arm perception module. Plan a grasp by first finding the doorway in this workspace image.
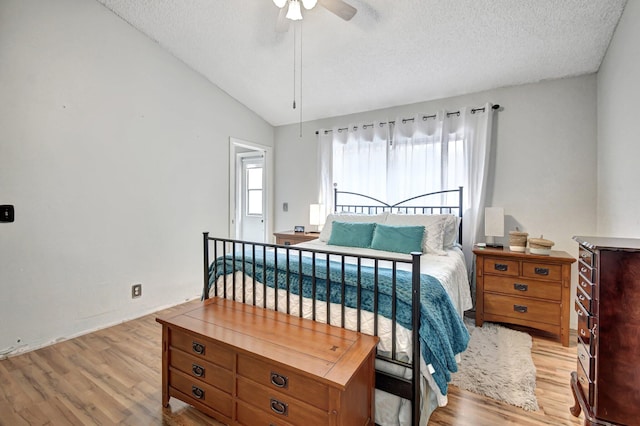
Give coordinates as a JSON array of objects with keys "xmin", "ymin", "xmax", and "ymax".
[{"xmin": 229, "ymin": 138, "xmax": 273, "ymax": 243}]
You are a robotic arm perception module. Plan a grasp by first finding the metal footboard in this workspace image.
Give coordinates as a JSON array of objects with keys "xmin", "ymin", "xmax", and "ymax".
[{"xmin": 203, "ymin": 233, "xmax": 422, "ymax": 425}]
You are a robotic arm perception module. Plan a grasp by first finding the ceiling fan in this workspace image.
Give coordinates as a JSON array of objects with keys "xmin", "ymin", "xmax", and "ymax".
[{"xmin": 273, "ymin": 0, "xmax": 357, "ymax": 32}]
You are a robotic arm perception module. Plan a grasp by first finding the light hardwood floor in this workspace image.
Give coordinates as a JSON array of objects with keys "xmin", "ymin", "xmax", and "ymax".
[{"xmin": 0, "ymin": 300, "xmax": 584, "ymax": 426}]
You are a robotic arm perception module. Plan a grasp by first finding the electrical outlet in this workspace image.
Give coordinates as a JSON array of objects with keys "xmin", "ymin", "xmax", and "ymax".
[{"xmin": 131, "ymin": 283, "xmax": 142, "ymax": 298}]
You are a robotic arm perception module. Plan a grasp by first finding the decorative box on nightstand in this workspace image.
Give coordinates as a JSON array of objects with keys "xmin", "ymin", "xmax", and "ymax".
[
  {"xmin": 473, "ymin": 246, "xmax": 576, "ymax": 346},
  {"xmin": 274, "ymin": 230, "xmax": 319, "ymax": 246}
]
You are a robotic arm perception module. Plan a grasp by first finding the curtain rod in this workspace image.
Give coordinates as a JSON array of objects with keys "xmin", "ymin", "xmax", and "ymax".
[{"xmin": 315, "ymin": 104, "xmax": 501, "ymax": 135}]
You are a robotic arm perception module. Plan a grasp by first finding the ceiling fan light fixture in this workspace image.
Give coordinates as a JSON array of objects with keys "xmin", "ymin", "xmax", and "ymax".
[
  {"xmin": 273, "ymin": 0, "xmax": 287, "ymax": 8},
  {"xmin": 286, "ymin": 0, "xmax": 303, "ymax": 20},
  {"xmin": 301, "ymin": 0, "xmax": 317, "ymax": 10}
]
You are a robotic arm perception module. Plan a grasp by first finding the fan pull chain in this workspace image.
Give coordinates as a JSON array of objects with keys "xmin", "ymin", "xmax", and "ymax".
[
  {"xmin": 292, "ymin": 24, "xmax": 296, "ymax": 110},
  {"xmin": 299, "ymin": 22, "xmax": 303, "ymax": 137}
]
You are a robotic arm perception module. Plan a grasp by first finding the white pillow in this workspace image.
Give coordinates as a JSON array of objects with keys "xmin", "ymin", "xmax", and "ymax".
[
  {"xmin": 319, "ymin": 212, "xmax": 389, "ymax": 242},
  {"xmin": 385, "ymin": 214, "xmax": 447, "ymax": 255},
  {"xmin": 441, "ymin": 214, "xmax": 461, "ymax": 248}
]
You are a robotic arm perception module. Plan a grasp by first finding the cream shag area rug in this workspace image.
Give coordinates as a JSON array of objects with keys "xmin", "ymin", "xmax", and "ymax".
[{"xmin": 450, "ymin": 319, "xmax": 539, "ymax": 411}]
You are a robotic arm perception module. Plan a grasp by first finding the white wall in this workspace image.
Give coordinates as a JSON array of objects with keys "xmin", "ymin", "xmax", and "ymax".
[
  {"xmin": 597, "ymin": 0, "xmax": 640, "ymax": 236},
  {"xmin": 275, "ymin": 75, "xmax": 598, "ymax": 328},
  {"xmin": 0, "ymin": 0, "xmax": 273, "ymax": 354}
]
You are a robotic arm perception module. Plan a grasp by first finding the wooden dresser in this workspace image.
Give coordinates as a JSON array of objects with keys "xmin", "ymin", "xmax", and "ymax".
[
  {"xmin": 570, "ymin": 236, "xmax": 640, "ymax": 426},
  {"xmin": 474, "ymin": 246, "xmax": 575, "ymax": 346},
  {"xmin": 156, "ymin": 297, "xmax": 378, "ymax": 426},
  {"xmin": 274, "ymin": 230, "xmax": 319, "ymax": 246}
]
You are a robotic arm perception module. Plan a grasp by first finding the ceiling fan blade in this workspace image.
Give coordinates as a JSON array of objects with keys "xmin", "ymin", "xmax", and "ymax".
[
  {"xmin": 318, "ymin": 0, "xmax": 357, "ymax": 21},
  {"xmin": 275, "ymin": 6, "xmax": 290, "ymax": 32}
]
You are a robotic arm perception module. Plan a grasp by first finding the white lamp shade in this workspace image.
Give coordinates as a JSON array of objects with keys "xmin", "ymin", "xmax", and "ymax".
[
  {"xmin": 484, "ymin": 207, "xmax": 505, "ymax": 237},
  {"xmin": 286, "ymin": 0, "xmax": 303, "ymax": 20},
  {"xmin": 273, "ymin": 0, "xmax": 287, "ymax": 8},
  {"xmin": 309, "ymin": 204, "xmax": 325, "ymax": 226},
  {"xmin": 301, "ymin": 0, "xmax": 317, "ymax": 9}
]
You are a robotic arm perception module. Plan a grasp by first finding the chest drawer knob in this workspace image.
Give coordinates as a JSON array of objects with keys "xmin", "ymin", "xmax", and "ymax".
[
  {"xmin": 192, "ymin": 341, "xmax": 205, "ymax": 355},
  {"xmin": 270, "ymin": 371, "xmax": 289, "ymax": 388},
  {"xmin": 494, "ymin": 263, "xmax": 508, "ymax": 271},
  {"xmin": 514, "ymin": 304, "xmax": 528, "ymax": 313},
  {"xmin": 192, "ymin": 363, "xmax": 205, "ymax": 378},
  {"xmin": 534, "ymin": 267, "xmax": 549, "ymax": 276},
  {"xmin": 191, "ymin": 385, "xmax": 205, "ymax": 400},
  {"xmin": 514, "ymin": 283, "xmax": 528, "ymax": 291},
  {"xmin": 270, "ymin": 398, "xmax": 289, "ymax": 416}
]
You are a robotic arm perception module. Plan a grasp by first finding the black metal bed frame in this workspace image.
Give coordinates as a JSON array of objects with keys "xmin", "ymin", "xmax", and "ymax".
[{"xmin": 202, "ymin": 187, "xmax": 463, "ymax": 426}]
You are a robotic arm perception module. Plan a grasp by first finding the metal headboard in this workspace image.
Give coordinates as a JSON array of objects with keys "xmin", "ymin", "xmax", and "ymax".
[{"xmin": 334, "ymin": 186, "xmax": 464, "ymax": 244}]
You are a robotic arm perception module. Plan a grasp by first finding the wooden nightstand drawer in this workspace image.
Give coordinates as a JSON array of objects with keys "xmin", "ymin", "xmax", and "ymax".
[
  {"xmin": 484, "ymin": 293, "xmax": 560, "ymax": 325},
  {"xmin": 274, "ymin": 231, "xmax": 319, "ymax": 246},
  {"xmin": 483, "ymin": 258, "xmax": 519, "ymax": 276},
  {"xmin": 522, "ymin": 261, "xmax": 562, "ymax": 281},
  {"xmin": 484, "ymin": 275, "xmax": 561, "ymax": 301},
  {"xmin": 237, "ymin": 377, "xmax": 328, "ymax": 425}
]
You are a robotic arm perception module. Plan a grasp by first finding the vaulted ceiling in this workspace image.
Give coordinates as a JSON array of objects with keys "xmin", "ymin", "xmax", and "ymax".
[{"xmin": 97, "ymin": 0, "xmax": 627, "ymax": 126}]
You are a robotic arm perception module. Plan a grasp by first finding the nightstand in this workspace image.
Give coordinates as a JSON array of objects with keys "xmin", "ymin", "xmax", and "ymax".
[
  {"xmin": 473, "ymin": 246, "xmax": 576, "ymax": 346},
  {"xmin": 273, "ymin": 230, "xmax": 319, "ymax": 246}
]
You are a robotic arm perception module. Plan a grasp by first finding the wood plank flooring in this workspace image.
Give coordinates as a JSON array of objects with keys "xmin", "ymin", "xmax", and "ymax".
[{"xmin": 0, "ymin": 300, "xmax": 584, "ymax": 425}]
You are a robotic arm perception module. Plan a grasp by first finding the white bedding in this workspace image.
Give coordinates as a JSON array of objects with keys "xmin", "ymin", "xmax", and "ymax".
[{"xmin": 211, "ymin": 240, "xmax": 472, "ymax": 425}]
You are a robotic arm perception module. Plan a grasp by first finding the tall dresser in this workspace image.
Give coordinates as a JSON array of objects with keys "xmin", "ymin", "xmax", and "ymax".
[{"xmin": 570, "ymin": 236, "xmax": 640, "ymax": 426}]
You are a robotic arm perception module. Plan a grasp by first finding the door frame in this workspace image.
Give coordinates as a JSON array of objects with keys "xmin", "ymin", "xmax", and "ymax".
[{"xmin": 229, "ymin": 137, "xmax": 273, "ymax": 242}]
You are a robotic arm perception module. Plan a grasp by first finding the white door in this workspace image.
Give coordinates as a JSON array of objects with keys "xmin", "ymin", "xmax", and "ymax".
[
  {"xmin": 239, "ymin": 154, "xmax": 265, "ymax": 242},
  {"xmin": 229, "ymin": 137, "xmax": 272, "ymax": 243}
]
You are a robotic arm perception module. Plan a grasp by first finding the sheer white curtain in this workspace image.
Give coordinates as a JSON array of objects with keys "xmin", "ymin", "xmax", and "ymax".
[
  {"xmin": 388, "ymin": 105, "xmax": 494, "ymax": 265},
  {"xmin": 318, "ymin": 103, "xmax": 494, "ymax": 266},
  {"xmin": 318, "ymin": 122, "xmax": 390, "ymax": 212}
]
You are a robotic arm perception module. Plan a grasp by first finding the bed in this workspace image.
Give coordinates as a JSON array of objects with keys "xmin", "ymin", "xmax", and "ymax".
[{"xmin": 202, "ymin": 187, "xmax": 472, "ymax": 426}]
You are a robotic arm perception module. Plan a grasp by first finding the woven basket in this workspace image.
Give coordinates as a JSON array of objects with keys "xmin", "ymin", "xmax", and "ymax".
[
  {"xmin": 509, "ymin": 230, "xmax": 528, "ymax": 252},
  {"xmin": 529, "ymin": 236, "xmax": 554, "ymax": 255},
  {"xmin": 529, "ymin": 237, "xmax": 554, "ymax": 249}
]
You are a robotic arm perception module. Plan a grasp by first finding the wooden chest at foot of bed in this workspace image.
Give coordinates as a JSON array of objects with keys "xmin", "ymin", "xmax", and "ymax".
[
  {"xmin": 473, "ymin": 246, "xmax": 575, "ymax": 347},
  {"xmin": 156, "ymin": 297, "xmax": 379, "ymax": 426}
]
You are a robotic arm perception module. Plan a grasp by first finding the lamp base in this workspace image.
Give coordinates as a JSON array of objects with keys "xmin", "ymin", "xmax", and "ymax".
[{"xmin": 486, "ymin": 243, "xmax": 504, "ymax": 248}]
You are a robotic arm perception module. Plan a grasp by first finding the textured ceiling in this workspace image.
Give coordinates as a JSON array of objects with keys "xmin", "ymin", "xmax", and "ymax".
[{"xmin": 96, "ymin": 0, "xmax": 626, "ymax": 126}]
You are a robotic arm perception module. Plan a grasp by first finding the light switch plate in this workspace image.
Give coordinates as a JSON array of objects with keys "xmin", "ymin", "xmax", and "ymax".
[{"xmin": 0, "ymin": 205, "xmax": 14, "ymax": 222}]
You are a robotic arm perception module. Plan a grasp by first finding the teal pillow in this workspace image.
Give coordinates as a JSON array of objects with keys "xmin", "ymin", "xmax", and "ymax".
[
  {"xmin": 370, "ymin": 224, "xmax": 425, "ymax": 254},
  {"xmin": 327, "ymin": 222, "xmax": 376, "ymax": 248}
]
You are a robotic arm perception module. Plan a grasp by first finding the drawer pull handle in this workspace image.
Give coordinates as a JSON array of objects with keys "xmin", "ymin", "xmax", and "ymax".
[
  {"xmin": 581, "ymin": 267, "xmax": 588, "ymax": 273},
  {"xmin": 580, "ymin": 281, "xmax": 588, "ymax": 288},
  {"xmin": 494, "ymin": 263, "xmax": 508, "ymax": 272},
  {"xmin": 576, "ymin": 309, "xmax": 584, "ymax": 316},
  {"xmin": 534, "ymin": 267, "xmax": 549, "ymax": 276},
  {"xmin": 270, "ymin": 372, "xmax": 289, "ymax": 388},
  {"xmin": 513, "ymin": 305, "xmax": 528, "ymax": 313},
  {"xmin": 579, "ymin": 353, "xmax": 586, "ymax": 362},
  {"xmin": 514, "ymin": 283, "xmax": 528, "ymax": 291},
  {"xmin": 579, "ymin": 376, "xmax": 587, "ymax": 385},
  {"xmin": 192, "ymin": 364, "xmax": 205, "ymax": 378},
  {"xmin": 578, "ymin": 294, "xmax": 586, "ymax": 301},
  {"xmin": 581, "ymin": 253, "xmax": 590, "ymax": 258},
  {"xmin": 192, "ymin": 341, "xmax": 205, "ymax": 355},
  {"xmin": 580, "ymin": 328, "xmax": 586, "ymax": 336},
  {"xmin": 191, "ymin": 386, "xmax": 205, "ymax": 400},
  {"xmin": 270, "ymin": 398, "xmax": 288, "ymax": 416}
]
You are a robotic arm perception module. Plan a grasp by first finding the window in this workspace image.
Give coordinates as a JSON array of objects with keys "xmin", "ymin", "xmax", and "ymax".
[{"xmin": 246, "ymin": 166, "xmax": 263, "ymax": 216}]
